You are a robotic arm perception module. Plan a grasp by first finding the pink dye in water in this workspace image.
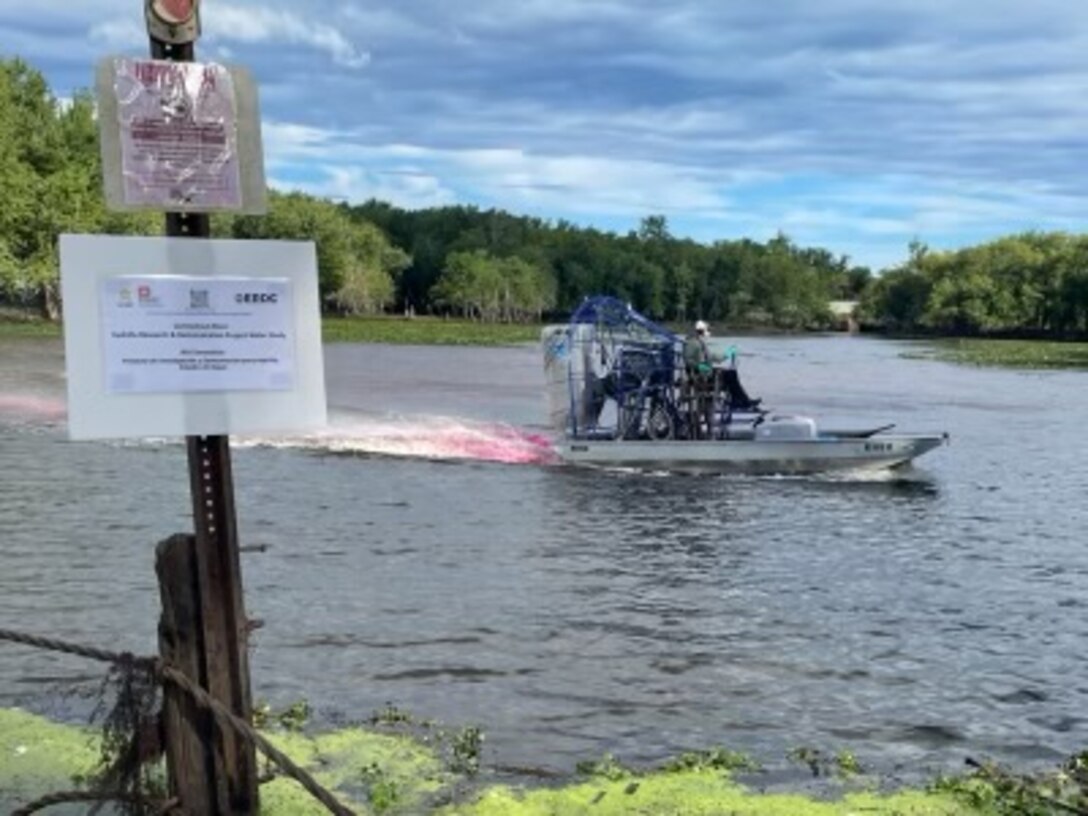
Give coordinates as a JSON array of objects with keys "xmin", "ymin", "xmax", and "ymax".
[
  {"xmin": 0, "ymin": 395, "xmax": 558, "ymax": 467},
  {"xmin": 0, "ymin": 394, "xmax": 67, "ymax": 422},
  {"xmin": 253, "ymin": 416, "xmax": 559, "ymax": 466}
]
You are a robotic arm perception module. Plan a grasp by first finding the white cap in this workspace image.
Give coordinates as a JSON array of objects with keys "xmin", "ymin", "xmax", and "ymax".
[{"xmin": 694, "ymin": 320, "xmax": 709, "ymax": 334}]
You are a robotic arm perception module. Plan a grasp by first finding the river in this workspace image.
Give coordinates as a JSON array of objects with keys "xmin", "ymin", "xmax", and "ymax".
[{"xmin": 1, "ymin": 334, "xmax": 1086, "ymax": 783}]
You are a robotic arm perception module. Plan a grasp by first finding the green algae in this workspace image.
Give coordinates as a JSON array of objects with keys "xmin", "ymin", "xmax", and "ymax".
[
  {"xmin": 261, "ymin": 726, "xmax": 451, "ymax": 812},
  {"xmin": 439, "ymin": 772, "xmax": 990, "ymax": 816},
  {"xmin": 0, "ymin": 707, "xmax": 99, "ymax": 800},
  {"xmin": 0, "ymin": 707, "xmax": 1010, "ymax": 816},
  {"xmin": 0, "ymin": 708, "xmax": 450, "ymax": 815}
]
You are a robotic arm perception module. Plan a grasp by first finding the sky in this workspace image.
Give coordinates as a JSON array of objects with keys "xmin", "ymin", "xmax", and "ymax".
[{"xmin": 1, "ymin": 0, "xmax": 1086, "ymax": 271}]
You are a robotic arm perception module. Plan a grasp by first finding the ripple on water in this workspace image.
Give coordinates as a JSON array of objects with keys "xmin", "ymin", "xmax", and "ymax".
[{"xmin": 3, "ymin": 338, "xmax": 1088, "ymax": 778}]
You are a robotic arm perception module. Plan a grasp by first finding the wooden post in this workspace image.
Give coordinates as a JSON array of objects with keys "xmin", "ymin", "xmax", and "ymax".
[
  {"xmin": 157, "ymin": 523, "xmax": 258, "ymax": 814},
  {"xmin": 157, "ymin": 533, "xmax": 217, "ymax": 813}
]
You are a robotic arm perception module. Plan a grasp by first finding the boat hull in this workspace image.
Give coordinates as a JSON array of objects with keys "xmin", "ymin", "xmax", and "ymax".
[{"xmin": 555, "ymin": 434, "xmax": 946, "ymax": 474}]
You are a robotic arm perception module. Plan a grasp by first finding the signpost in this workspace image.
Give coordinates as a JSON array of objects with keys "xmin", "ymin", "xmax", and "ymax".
[
  {"xmin": 67, "ymin": 3, "xmax": 303, "ymax": 811},
  {"xmin": 141, "ymin": 3, "xmax": 260, "ymax": 811}
]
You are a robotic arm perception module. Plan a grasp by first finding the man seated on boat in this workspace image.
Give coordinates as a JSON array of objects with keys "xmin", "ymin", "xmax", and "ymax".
[
  {"xmin": 683, "ymin": 320, "xmax": 716, "ymax": 438},
  {"xmin": 684, "ymin": 321, "xmax": 761, "ymax": 420},
  {"xmin": 684, "ymin": 320, "xmax": 713, "ymax": 373}
]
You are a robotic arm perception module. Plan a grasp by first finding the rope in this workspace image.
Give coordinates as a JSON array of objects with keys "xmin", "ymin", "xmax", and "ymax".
[
  {"xmin": 0, "ymin": 627, "xmax": 357, "ymax": 816},
  {"xmin": 157, "ymin": 663, "xmax": 357, "ymax": 816},
  {"xmin": 9, "ymin": 791, "xmax": 180, "ymax": 816},
  {"xmin": 0, "ymin": 628, "xmax": 154, "ymax": 669}
]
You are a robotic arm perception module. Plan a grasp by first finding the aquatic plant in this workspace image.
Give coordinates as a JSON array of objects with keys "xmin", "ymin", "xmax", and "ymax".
[
  {"xmin": 361, "ymin": 762, "xmax": 401, "ymax": 813},
  {"xmin": 575, "ymin": 752, "xmax": 635, "ymax": 781},
  {"xmin": 662, "ymin": 747, "xmax": 760, "ymax": 774},
  {"xmin": 905, "ymin": 338, "xmax": 1088, "ymax": 369},
  {"xmin": 449, "ymin": 725, "xmax": 485, "ymax": 776}
]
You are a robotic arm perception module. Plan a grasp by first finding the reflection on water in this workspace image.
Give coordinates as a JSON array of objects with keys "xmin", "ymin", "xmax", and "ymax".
[{"xmin": 2, "ymin": 335, "xmax": 1087, "ymax": 781}]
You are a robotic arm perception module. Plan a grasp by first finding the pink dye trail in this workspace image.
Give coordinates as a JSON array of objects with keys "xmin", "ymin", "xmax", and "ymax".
[
  {"xmin": 0, "ymin": 393, "xmax": 67, "ymax": 422},
  {"xmin": 0, "ymin": 394, "xmax": 559, "ymax": 467},
  {"xmin": 260, "ymin": 416, "xmax": 560, "ymax": 466}
]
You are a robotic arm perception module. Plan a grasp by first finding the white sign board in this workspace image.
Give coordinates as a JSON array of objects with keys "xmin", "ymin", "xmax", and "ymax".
[
  {"xmin": 96, "ymin": 58, "xmax": 267, "ymax": 213},
  {"xmin": 60, "ymin": 235, "xmax": 326, "ymax": 440}
]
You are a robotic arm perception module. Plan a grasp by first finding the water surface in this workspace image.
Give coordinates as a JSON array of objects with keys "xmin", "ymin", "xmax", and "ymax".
[{"xmin": 2, "ymin": 334, "xmax": 1086, "ymax": 781}]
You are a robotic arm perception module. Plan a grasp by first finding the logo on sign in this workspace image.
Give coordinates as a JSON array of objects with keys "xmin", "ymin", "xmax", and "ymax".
[
  {"xmin": 118, "ymin": 287, "xmax": 133, "ymax": 306},
  {"xmin": 136, "ymin": 285, "xmax": 161, "ymax": 307},
  {"xmin": 235, "ymin": 292, "xmax": 279, "ymax": 304}
]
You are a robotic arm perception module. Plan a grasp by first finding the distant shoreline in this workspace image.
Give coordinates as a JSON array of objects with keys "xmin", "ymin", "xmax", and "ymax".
[{"xmin": 4, "ymin": 317, "xmax": 1088, "ymax": 367}]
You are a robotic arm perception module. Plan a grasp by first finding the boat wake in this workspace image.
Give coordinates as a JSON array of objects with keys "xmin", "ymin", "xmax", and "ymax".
[
  {"xmin": 0, "ymin": 393, "xmax": 67, "ymax": 424},
  {"xmin": 239, "ymin": 413, "xmax": 560, "ymax": 466},
  {"xmin": 0, "ymin": 393, "xmax": 558, "ymax": 466}
]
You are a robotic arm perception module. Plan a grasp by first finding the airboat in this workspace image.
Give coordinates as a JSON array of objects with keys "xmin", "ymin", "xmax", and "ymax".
[{"xmin": 542, "ymin": 296, "xmax": 947, "ymax": 474}]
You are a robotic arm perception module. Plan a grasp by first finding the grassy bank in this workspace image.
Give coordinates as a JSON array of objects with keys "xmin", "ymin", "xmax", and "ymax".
[
  {"xmin": 0, "ymin": 319, "xmax": 60, "ymax": 338},
  {"xmin": 322, "ymin": 315, "xmax": 541, "ymax": 346},
  {"xmin": 0, "ymin": 316, "xmax": 543, "ymax": 346},
  {"xmin": 6, "ymin": 316, "xmax": 1088, "ymax": 365},
  {"xmin": 5, "ymin": 706, "xmax": 1081, "ymax": 815},
  {"xmin": 908, "ymin": 338, "xmax": 1088, "ymax": 369}
]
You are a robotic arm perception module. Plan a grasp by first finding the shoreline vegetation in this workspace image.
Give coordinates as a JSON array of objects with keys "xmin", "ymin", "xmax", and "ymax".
[
  {"xmin": 902, "ymin": 337, "xmax": 1088, "ymax": 369},
  {"xmin": 4, "ymin": 316, "xmax": 1088, "ymax": 369},
  {"xmin": 3, "ymin": 706, "xmax": 1084, "ymax": 815},
  {"xmin": 4, "ymin": 56, "xmax": 1088, "ymax": 346}
]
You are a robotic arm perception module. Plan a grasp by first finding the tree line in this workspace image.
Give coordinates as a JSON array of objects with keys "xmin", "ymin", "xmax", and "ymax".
[
  {"xmin": 347, "ymin": 205, "xmax": 870, "ymax": 327},
  {"xmin": 3, "ymin": 56, "xmax": 1086, "ymax": 338},
  {"xmin": 861, "ymin": 236, "xmax": 1088, "ymax": 337}
]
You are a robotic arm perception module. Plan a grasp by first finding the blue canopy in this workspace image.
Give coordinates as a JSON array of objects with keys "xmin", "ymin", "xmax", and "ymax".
[{"xmin": 568, "ymin": 296, "xmax": 679, "ymax": 344}]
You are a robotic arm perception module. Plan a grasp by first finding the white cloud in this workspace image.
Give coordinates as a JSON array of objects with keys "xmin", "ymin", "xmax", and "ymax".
[
  {"xmin": 205, "ymin": 5, "xmax": 370, "ymax": 69},
  {"xmin": 262, "ymin": 120, "xmax": 338, "ymax": 155},
  {"xmin": 82, "ymin": 3, "xmax": 370, "ymax": 68},
  {"xmin": 269, "ymin": 165, "xmax": 457, "ymax": 211},
  {"xmin": 88, "ymin": 17, "xmax": 145, "ymax": 50},
  {"xmin": 261, "ymin": 119, "xmax": 732, "ymax": 217},
  {"xmin": 10, "ymin": 0, "xmax": 1088, "ymax": 269}
]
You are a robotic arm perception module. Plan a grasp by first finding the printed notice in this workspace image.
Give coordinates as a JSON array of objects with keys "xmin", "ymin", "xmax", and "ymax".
[
  {"xmin": 100, "ymin": 276, "xmax": 294, "ymax": 394},
  {"xmin": 113, "ymin": 59, "xmax": 242, "ymax": 209}
]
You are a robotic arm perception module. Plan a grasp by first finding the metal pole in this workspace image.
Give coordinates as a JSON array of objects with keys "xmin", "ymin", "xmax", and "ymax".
[{"xmin": 148, "ymin": 6, "xmax": 259, "ymax": 812}]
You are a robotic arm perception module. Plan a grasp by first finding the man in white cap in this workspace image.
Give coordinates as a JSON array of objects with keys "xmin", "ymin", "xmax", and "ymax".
[
  {"xmin": 684, "ymin": 320, "xmax": 761, "ymax": 437},
  {"xmin": 684, "ymin": 320, "xmax": 714, "ymax": 437},
  {"xmin": 685, "ymin": 320, "xmax": 712, "ymax": 370}
]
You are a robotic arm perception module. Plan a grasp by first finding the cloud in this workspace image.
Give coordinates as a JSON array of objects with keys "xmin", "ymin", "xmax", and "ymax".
[
  {"xmin": 80, "ymin": 2, "xmax": 370, "ymax": 69},
  {"xmin": 7, "ymin": 0, "xmax": 1088, "ymax": 269},
  {"xmin": 88, "ymin": 17, "xmax": 145, "ymax": 50},
  {"xmin": 205, "ymin": 5, "xmax": 370, "ymax": 69},
  {"xmin": 261, "ymin": 120, "xmax": 734, "ymax": 221}
]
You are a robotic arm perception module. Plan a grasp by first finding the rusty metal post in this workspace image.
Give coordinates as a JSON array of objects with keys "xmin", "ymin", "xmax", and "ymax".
[{"xmin": 147, "ymin": 2, "xmax": 259, "ymax": 812}]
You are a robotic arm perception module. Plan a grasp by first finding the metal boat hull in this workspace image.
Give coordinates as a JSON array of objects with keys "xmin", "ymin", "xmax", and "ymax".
[{"xmin": 555, "ymin": 434, "xmax": 946, "ymax": 474}]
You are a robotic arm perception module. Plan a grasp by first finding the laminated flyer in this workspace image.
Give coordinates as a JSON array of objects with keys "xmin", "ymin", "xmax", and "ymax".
[{"xmin": 113, "ymin": 58, "xmax": 242, "ymax": 209}]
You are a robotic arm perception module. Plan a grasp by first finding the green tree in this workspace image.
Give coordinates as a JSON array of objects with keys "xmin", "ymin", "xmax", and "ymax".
[
  {"xmin": 431, "ymin": 249, "xmax": 494, "ymax": 319},
  {"xmin": 332, "ymin": 221, "xmax": 411, "ymax": 315},
  {"xmin": 233, "ymin": 191, "xmax": 408, "ymax": 311},
  {"xmin": 233, "ymin": 191, "xmax": 355, "ymax": 300},
  {"xmin": 2, "ymin": 64, "xmax": 107, "ymax": 316}
]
